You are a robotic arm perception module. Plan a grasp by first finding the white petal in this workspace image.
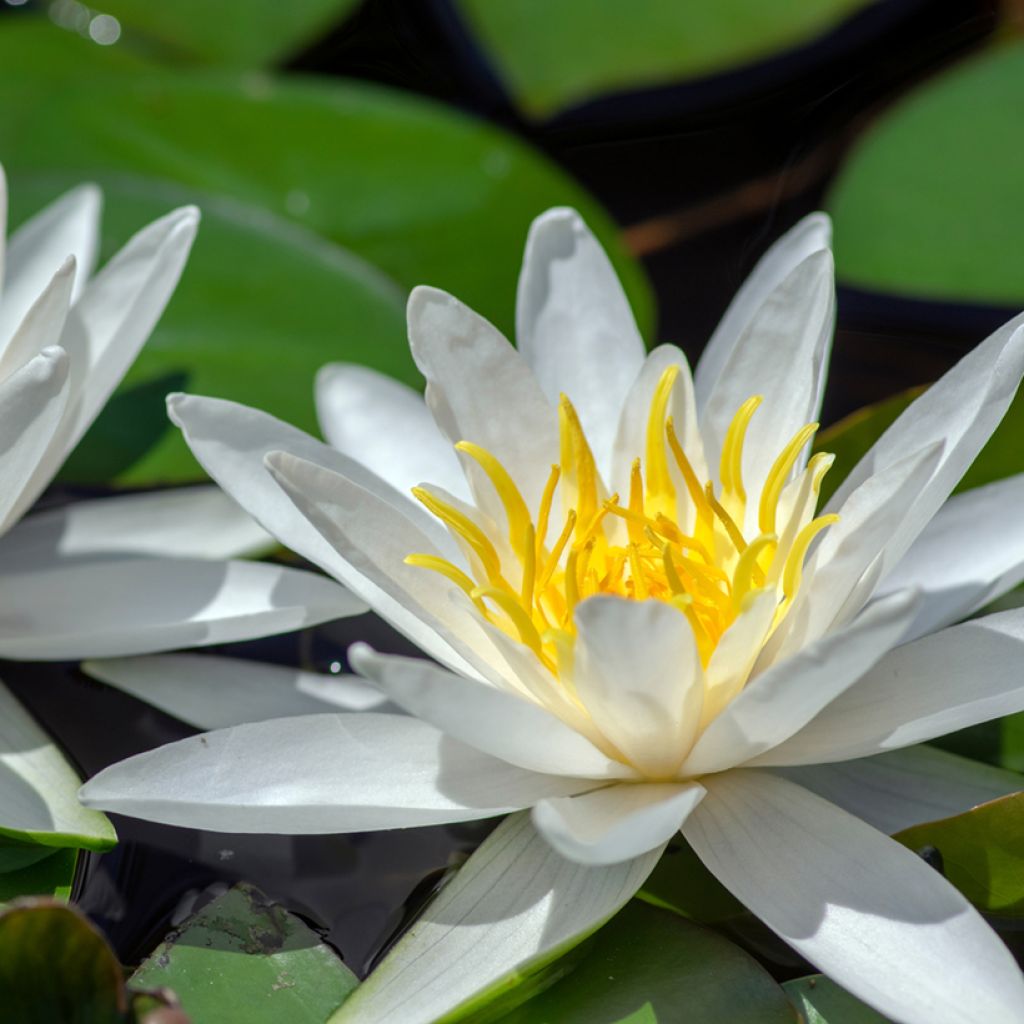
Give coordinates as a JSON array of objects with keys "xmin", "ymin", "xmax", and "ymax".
[
  {"xmin": 314, "ymin": 362, "xmax": 468, "ymax": 501},
  {"xmin": 825, "ymin": 312, "xmax": 1024, "ymax": 569},
  {"xmin": 407, "ymin": 285, "xmax": 557, "ymax": 510},
  {"xmin": 0, "ymin": 184, "xmax": 100, "ymax": 345},
  {"xmin": 334, "ymin": 812, "xmax": 659, "ymax": 1024},
  {"xmin": 573, "ymin": 596, "xmax": 703, "ymax": 778},
  {"xmin": 757, "ymin": 607, "xmax": 1024, "ymax": 766},
  {"xmin": 515, "ymin": 207, "xmax": 646, "ymax": 477},
  {"xmin": 0, "ymin": 486, "xmax": 271, "ymax": 572},
  {"xmin": 0, "ymin": 557, "xmax": 360, "ymax": 660},
  {"xmin": 533, "ymin": 781, "xmax": 705, "ymax": 865},
  {"xmin": 265, "ymin": 450, "xmax": 504, "ymax": 681},
  {"xmin": 683, "ymin": 770, "xmax": 1024, "ymax": 1024},
  {"xmin": 771, "ymin": 745, "xmax": 1024, "ymax": 835},
  {"xmin": 700, "ymin": 249, "xmax": 835, "ymax": 508},
  {"xmin": 0, "ymin": 256, "xmax": 75, "ymax": 377},
  {"xmin": 0, "ymin": 346, "xmax": 69, "ymax": 532},
  {"xmin": 609, "ymin": 344, "xmax": 706, "ymax": 500},
  {"xmin": 82, "ymin": 653, "xmax": 391, "ymax": 730},
  {"xmin": 350, "ymin": 644, "xmax": 630, "ymax": 780},
  {"xmin": 0, "ymin": 679, "xmax": 115, "ymax": 848},
  {"xmin": 695, "ymin": 213, "xmax": 832, "ymax": 412},
  {"xmin": 169, "ymin": 393, "xmax": 448, "ymax": 578},
  {"xmin": 9, "ymin": 206, "xmax": 201, "ymax": 521},
  {"xmin": 79, "ymin": 714, "xmax": 589, "ymax": 832},
  {"xmin": 684, "ymin": 589, "xmax": 919, "ymax": 776},
  {"xmin": 878, "ymin": 473, "xmax": 1024, "ymax": 641}
]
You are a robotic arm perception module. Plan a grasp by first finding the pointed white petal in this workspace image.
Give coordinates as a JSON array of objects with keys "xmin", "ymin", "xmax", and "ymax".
[
  {"xmin": 82, "ymin": 653, "xmax": 390, "ymax": 730},
  {"xmin": 573, "ymin": 596, "xmax": 703, "ymax": 778},
  {"xmin": 772, "ymin": 745, "xmax": 1024, "ymax": 835},
  {"xmin": 408, "ymin": 285, "xmax": 557, "ymax": 510},
  {"xmin": 700, "ymin": 249, "xmax": 835, "ymax": 505},
  {"xmin": 0, "ymin": 256, "xmax": 74, "ymax": 375},
  {"xmin": 0, "ymin": 679, "xmax": 115, "ymax": 849},
  {"xmin": 169, "ymin": 393, "xmax": 447, "ymax": 578},
  {"xmin": 757, "ymin": 607, "xmax": 1024, "ymax": 766},
  {"xmin": 0, "ymin": 557, "xmax": 360, "ymax": 660},
  {"xmin": 685, "ymin": 590, "xmax": 918, "ymax": 775},
  {"xmin": 683, "ymin": 770, "xmax": 1024, "ymax": 1024},
  {"xmin": 80, "ymin": 714, "xmax": 587, "ymax": 832},
  {"xmin": 315, "ymin": 362, "xmax": 468, "ymax": 501},
  {"xmin": 515, "ymin": 207, "xmax": 646, "ymax": 476},
  {"xmin": 878, "ymin": 473, "xmax": 1024, "ymax": 641},
  {"xmin": 825, "ymin": 312, "xmax": 1024, "ymax": 569},
  {"xmin": 0, "ymin": 346, "xmax": 69, "ymax": 532},
  {"xmin": 350, "ymin": 644, "xmax": 630, "ymax": 780},
  {"xmin": 695, "ymin": 213, "xmax": 832, "ymax": 411},
  {"xmin": 0, "ymin": 184, "xmax": 100, "ymax": 344},
  {"xmin": 334, "ymin": 812, "xmax": 660, "ymax": 1024},
  {"xmin": 533, "ymin": 781, "xmax": 705, "ymax": 866},
  {"xmin": 0, "ymin": 486, "xmax": 271, "ymax": 572}
]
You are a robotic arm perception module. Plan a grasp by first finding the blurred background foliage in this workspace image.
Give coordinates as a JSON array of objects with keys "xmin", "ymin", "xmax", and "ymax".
[{"xmin": 7, "ymin": 2, "xmax": 1024, "ymax": 1022}]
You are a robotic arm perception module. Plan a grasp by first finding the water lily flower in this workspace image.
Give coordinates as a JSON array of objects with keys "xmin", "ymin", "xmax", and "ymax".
[
  {"xmin": 81, "ymin": 208, "xmax": 1024, "ymax": 1024},
  {"xmin": 0, "ymin": 169, "xmax": 362, "ymax": 859}
]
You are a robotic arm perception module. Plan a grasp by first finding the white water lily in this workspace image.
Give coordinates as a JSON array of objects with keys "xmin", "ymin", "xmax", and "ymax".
[
  {"xmin": 0, "ymin": 169, "xmax": 362, "ymax": 856},
  {"xmin": 81, "ymin": 208, "xmax": 1024, "ymax": 1023}
]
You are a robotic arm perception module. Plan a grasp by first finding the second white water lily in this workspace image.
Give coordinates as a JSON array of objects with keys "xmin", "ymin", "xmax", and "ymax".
[{"xmin": 83, "ymin": 209, "xmax": 1024, "ymax": 1024}]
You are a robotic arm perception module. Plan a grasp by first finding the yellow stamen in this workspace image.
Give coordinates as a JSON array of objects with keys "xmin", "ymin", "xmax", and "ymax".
[
  {"xmin": 538, "ymin": 510, "xmax": 577, "ymax": 591},
  {"xmin": 455, "ymin": 440, "xmax": 532, "ymax": 559},
  {"xmin": 628, "ymin": 543, "xmax": 649, "ymax": 599},
  {"xmin": 732, "ymin": 534, "xmax": 778, "ymax": 609},
  {"xmin": 535, "ymin": 464, "xmax": 561, "ymax": 559},
  {"xmin": 559, "ymin": 395, "xmax": 599, "ymax": 533},
  {"xmin": 412, "ymin": 486, "xmax": 505, "ymax": 584},
  {"xmin": 758, "ymin": 422, "xmax": 818, "ymax": 534},
  {"xmin": 473, "ymin": 586, "xmax": 546, "ymax": 659},
  {"xmin": 719, "ymin": 395, "xmax": 762, "ymax": 507},
  {"xmin": 645, "ymin": 365, "xmax": 680, "ymax": 514},
  {"xmin": 666, "ymin": 417, "xmax": 714, "ymax": 534},
  {"xmin": 705, "ymin": 483, "xmax": 747, "ymax": 554},
  {"xmin": 404, "ymin": 553, "xmax": 485, "ymax": 612},
  {"xmin": 520, "ymin": 523, "xmax": 536, "ymax": 610},
  {"xmin": 627, "ymin": 458, "xmax": 645, "ymax": 546},
  {"xmin": 783, "ymin": 514, "xmax": 839, "ymax": 600}
]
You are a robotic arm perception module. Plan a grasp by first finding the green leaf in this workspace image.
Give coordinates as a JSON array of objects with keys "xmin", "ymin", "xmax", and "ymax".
[
  {"xmin": 0, "ymin": 899, "xmax": 127, "ymax": 1022},
  {"xmin": 783, "ymin": 975, "xmax": 892, "ymax": 1023},
  {"xmin": 0, "ymin": 848, "xmax": 79, "ymax": 903},
  {"xmin": 0, "ymin": 23, "xmax": 652, "ymax": 344},
  {"xmin": 829, "ymin": 40, "xmax": 1024, "ymax": 307},
  {"xmin": 893, "ymin": 791, "xmax": 1024, "ymax": 917},
  {"xmin": 93, "ymin": 0, "xmax": 361, "ymax": 67},
  {"xmin": 10, "ymin": 171, "xmax": 408, "ymax": 484},
  {"xmin": 454, "ymin": 0, "xmax": 873, "ymax": 119},
  {"xmin": 129, "ymin": 882, "xmax": 359, "ymax": 1023},
  {"xmin": 483, "ymin": 900, "xmax": 796, "ymax": 1024}
]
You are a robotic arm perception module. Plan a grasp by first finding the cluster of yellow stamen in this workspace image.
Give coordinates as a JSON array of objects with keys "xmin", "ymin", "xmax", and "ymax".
[{"xmin": 406, "ymin": 366, "xmax": 837, "ymax": 675}]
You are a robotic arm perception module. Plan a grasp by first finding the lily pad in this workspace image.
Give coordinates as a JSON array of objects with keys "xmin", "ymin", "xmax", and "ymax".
[
  {"xmin": 637, "ymin": 838, "xmax": 745, "ymax": 924},
  {"xmin": 0, "ymin": 899, "xmax": 127, "ymax": 1022},
  {"xmin": 829, "ymin": 41, "xmax": 1024, "ymax": 307},
  {"xmin": 0, "ymin": 22, "xmax": 653, "ymax": 343},
  {"xmin": 453, "ymin": 0, "xmax": 873, "ymax": 119},
  {"xmin": 93, "ymin": 0, "xmax": 361, "ymax": 67},
  {"xmin": 129, "ymin": 882, "xmax": 359, "ymax": 1023},
  {"xmin": 893, "ymin": 792, "xmax": 1024, "ymax": 917},
  {"xmin": 480, "ymin": 900, "xmax": 796, "ymax": 1023},
  {"xmin": 784, "ymin": 975, "xmax": 892, "ymax": 1023},
  {"xmin": 0, "ymin": 848, "xmax": 78, "ymax": 902},
  {"xmin": 9, "ymin": 172, "xmax": 409, "ymax": 484}
]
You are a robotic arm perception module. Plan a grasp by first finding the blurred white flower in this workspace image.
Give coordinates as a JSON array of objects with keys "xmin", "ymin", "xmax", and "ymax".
[{"xmin": 84, "ymin": 208, "xmax": 1024, "ymax": 1024}]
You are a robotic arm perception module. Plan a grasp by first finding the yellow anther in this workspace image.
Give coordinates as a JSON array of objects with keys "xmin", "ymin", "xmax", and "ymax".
[
  {"xmin": 628, "ymin": 458, "xmax": 646, "ymax": 546},
  {"xmin": 628, "ymin": 543, "xmax": 649, "ymax": 599},
  {"xmin": 758, "ymin": 422, "xmax": 818, "ymax": 534},
  {"xmin": 455, "ymin": 441, "xmax": 532, "ymax": 559},
  {"xmin": 520, "ymin": 522, "xmax": 536, "ymax": 610},
  {"xmin": 783, "ymin": 514, "xmax": 839, "ymax": 599},
  {"xmin": 732, "ymin": 534, "xmax": 778, "ymax": 609},
  {"xmin": 538, "ymin": 510, "xmax": 577, "ymax": 592},
  {"xmin": 661, "ymin": 542, "xmax": 687, "ymax": 596},
  {"xmin": 405, "ymin": 553, "xmax": 486, "ymax": 612},
  {"xmin": 559, "ymin": 395, "xmax": 599, "ymax": 532},
  {"xmin": 412, "ymin": 487, "xmax": 505, "ymax": 584},
  {"xmin": 705, "ymin": 483, "xmax": 747, "ymax": 554},
  {"xmin": 645, "ymin": 365, "xmax": 680, "ymax": 514},
  {"xmin": 473, "ymin": 586, "xmax": 545, "ymax": 658},
  {"xmin": 578, "ymin": 499, "xmax": 615, "ymax": 548},
  {"xmin": 720, "ymin": 395, "xmax": 762, "ymax": 506},
  {"xmin": 535, "ymin": 464, "xmax": 561, "ymax": 559},
  {"xmin": 666, "ymin": 417, "xmax": 714, "ymax": 532}
]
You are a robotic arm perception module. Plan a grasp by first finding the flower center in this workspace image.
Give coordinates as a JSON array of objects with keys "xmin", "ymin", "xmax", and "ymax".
[{"xmin": 406, "ymin": 366, "xmax": 836, "ymax": 678}]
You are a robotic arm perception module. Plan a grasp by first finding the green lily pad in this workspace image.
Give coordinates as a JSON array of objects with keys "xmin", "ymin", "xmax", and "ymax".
[
  {"xmin": 479, "ymin": 900, "xmax": 796, "ymax": 1023},
  {"xmin": 454, "ymin": 0, "xmax": 873, "ymax": 119},
  {"xmin": 784, "ymin": 975, "xmax": 892, "ymax": 1023},
  {"xmin": 129, "ymin": 882, "xmax": 359, "ymax": 1023},
  {"xmin": 0, "ymin": 848, "xmax": 78, "ymax": 902},
  {"xmin": 9, "ymin": 172, "xmax": 409, "ymax": 484},
  {"xmin": 829, "ymin": 41, "xmax": 1024, "ymax": 307},
  {"xmin": 93, "ymin": 0, "xmax": 361, "ymax": 67},
  {"xmin": 0, "ymin": 899, "xmax": 127, "ymax": 1022},
  {"xmin": 637, "ymin": 838, "xmax": 745, "ymax": 924},
  {"xmin": 893, "ymin": 791, "xmax": 1024, "ymax": 917},
  {"xmin": 0, "ymin": 21, "xmax": 652, "ymax": 343}
]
